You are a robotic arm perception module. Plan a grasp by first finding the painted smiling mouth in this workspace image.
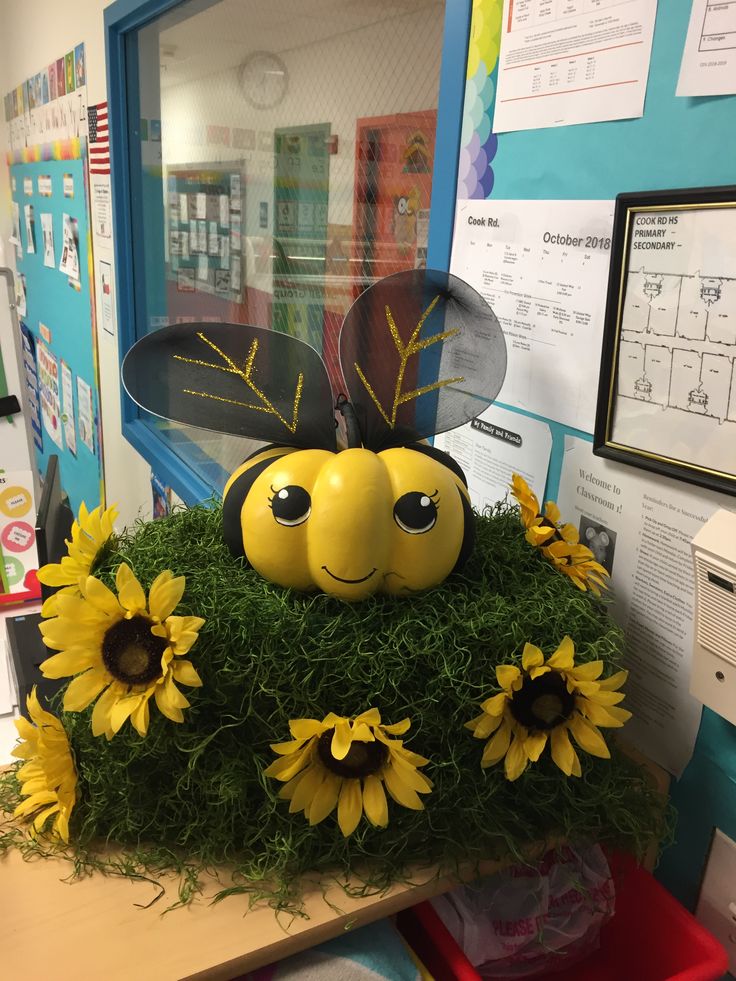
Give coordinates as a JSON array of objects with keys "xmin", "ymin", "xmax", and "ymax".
[{"xmin": 321, "ymin": 566, "xmax": 377, "ymax": 585}]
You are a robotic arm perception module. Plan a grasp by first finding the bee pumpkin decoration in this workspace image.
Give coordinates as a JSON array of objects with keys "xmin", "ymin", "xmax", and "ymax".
[{"xmin": 122, "ymin": 269, "xmax": 507, "ymax": 601}]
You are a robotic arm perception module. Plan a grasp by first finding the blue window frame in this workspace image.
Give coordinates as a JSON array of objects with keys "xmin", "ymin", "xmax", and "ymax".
[{"xmin": 105, "ymin": 0, "xmax": 472, "ymax": 505}]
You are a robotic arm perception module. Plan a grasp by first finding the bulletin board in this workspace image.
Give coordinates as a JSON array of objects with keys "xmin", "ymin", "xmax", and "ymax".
[
  {"xmin": 455, "ymin": 0, "xmax": 736, "ymax": 911},
  {"xmin": 458, "ymin": 0, "xmax": 736, "ymax": 502},
  {"xmin": 8, "ymin": 139, "xmax": 104, "ymax": 516},
  {"xmin": 165, "ymin": 164, "xmax": 243, "ymax": 304}
]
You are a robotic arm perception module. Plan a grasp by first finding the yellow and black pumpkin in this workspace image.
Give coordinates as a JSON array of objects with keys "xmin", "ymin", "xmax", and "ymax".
[
  {"xmin": 222, "ymin": 441, "xmax": 474, "ymax": 601},
  {"xmin": 122, "ymin": 268, "xmax": 506, "ymax": 601}
]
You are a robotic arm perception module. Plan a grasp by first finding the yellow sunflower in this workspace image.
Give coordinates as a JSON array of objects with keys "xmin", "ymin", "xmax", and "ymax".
[
  {"xmin": 264, "ymin": 708, "xmax": 432, "ymax": 837},
  {"xmin": 510, "ymin": 474, "xmax": 609, "ymax": 596},
  {"xmin": 466, "ymin": 636, "xmax": 631, "ymax": 781},
  {"xmin": 11, "ymin": 687, "xmax": 78, "ymax": 842},
  {"xmin": 37, "ymin": 501, "xmax": 119, "ymax": 617},
  {"xmin": 39, "ymin": 563, "xmax": 204, "ymax": 739}
]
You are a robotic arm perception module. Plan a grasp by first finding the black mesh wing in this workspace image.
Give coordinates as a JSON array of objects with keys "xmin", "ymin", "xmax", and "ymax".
[
  {"xmin": 121, "ymin": 322, "xmax": 336, "ymax": 451},
  {"xmin": 339, "ymin": 269, "xmax": 506, "ymax": 450}
]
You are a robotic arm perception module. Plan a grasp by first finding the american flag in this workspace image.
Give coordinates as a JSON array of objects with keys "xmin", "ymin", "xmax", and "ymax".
[{"xmin": 88, "ymin": 101, "xmax": 110, "ymax": 175}]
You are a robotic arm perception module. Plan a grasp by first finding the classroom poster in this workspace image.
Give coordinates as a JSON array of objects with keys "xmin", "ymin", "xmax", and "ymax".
[
  {"xmin": 41, "ymin": 212, "xmax": 55, "ymax": 267},
  {"xmin": 0, "ymin": 470, "xmax": 40, "ymax": 605},
  {"xmin": 59, "ymin": 212, "xmax": 80, "ymax": 280},
  {"xmin": 76, "ymin": 375, "xmax": 95, "ymax": 453},
  {"xmin": 19, "ymin": 322, "xmax": 42, "ymax": 451},
  {"xmin": 60, "ymin": 359, "xmax": 77, "ymax": 456},
  {"xmin": 24, "ymin": 204, "xmax": 36, "ymax": 253},
  {"xmin": 37, "ymin": 340, "xmax": 63, "ymax": 449}
]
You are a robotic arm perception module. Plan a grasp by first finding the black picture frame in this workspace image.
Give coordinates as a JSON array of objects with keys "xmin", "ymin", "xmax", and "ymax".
[{"xmin": 594, "ymin": 184, "xmax": 736, "ymax": 497}]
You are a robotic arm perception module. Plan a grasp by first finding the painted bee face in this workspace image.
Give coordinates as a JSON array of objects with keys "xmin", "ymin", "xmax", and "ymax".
[{"xmin": 225, "ymin": 445, "xmax": 473, "ymax": 601}]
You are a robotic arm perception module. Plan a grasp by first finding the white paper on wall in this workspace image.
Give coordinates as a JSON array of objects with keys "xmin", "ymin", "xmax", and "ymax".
[
  {"xmin": 450, "ymin": 199, "xmax": 614, "ymax": 434},
  {"xmin": 557, "ymin": 435, "xmax": 736, "ymax": 776}
]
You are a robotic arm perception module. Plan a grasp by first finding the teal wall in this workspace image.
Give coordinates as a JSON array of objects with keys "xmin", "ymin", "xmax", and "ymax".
[{"xmin": 469, "ymin": 0, "xmax": 736, "ymax": 913}]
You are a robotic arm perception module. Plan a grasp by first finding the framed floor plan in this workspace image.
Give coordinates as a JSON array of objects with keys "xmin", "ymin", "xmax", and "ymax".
[{"xmin": 595, "ymin": 185, "xmax": 736, "ymax": 496}]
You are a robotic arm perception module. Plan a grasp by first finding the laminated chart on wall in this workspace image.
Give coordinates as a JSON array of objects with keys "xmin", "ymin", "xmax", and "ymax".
[
  {"xmin": 0, "ymin": 470, "xmax": 41, "ymax": 606},
  {"xmin": 8, "ymin": 139, "xmax": 103, "ymax": 515}
]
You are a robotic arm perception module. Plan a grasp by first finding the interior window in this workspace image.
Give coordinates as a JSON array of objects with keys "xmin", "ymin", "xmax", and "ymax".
[{"xmin": 127, "ymin": 0, "xmax": 446, "ymax": 493}]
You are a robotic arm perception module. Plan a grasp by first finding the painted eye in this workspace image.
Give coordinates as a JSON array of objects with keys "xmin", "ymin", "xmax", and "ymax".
[
  {"xmin": 271, "ymin": 485, "xmax": 311, "ymax": 526},
  {"xmin": 393, "ymin": 492, "xmax": 438, "ymax": 535},
  {"xmin": 396, "ymin": 196, "xmax": 408, "ymax": 215}
]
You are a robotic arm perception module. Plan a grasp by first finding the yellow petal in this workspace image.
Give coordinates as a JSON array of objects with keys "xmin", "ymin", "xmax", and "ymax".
[
  {"xmin": 581, "ymin": 700, "xmax": 632, "ymax": 728},
  {"xmin": 481, "ymin": 718, "xmax": 512, "ymax": 767},
  {"xmin": 154, "ymin": 683, "xmax": 184, "ymax": 723},
  {"xmin": 337, "ymin": 779, "xmax": 363, "ymax": 837},
  {"xmin": 331, "ymin": 719, "xmax": 353, "ymax": 761},
  {"xmin": 39, "ymin": 618, "xmax": 100, "ymax": 651},
  {"xmin": 599, "ymin": 670, "xmax": 628, "ymax": 691},
  {"xmin": 496, "ymin": 664, "xmax": 521, "ymax": 692},
  {"xmin": 522, "ymin": 643, "xmax": 544, "ymax": 670},
  {"xmin": 131, "ymin": 693, "xmax": 151, "ymax": 736},
  {"xmin": 582, "ymin": 688, "xmax": 625, "ymax": 705},
  {"xmin": 288, "ymin": 764, "xmax": 324, "ymax": 813},
  {"xmin": 559, "ymin": 523, "xmax": 579, "ymax": 544},
  {"xmin": 264, "ymin": 742, "xmax": 312, "ymax": 780},
  {"xmin": 550, "ymin": 726, "xmax": 580, "ymax": 777},
  {"xmin": 289, "ymin": 719, "xmax": 325, "ymax": 740},
  {"xmin": 547, "ymin": 636, "xmax": 575, "ymax": 671},
  {"xmin": 110, "ymin": 694, "xmax": 145, "ymax": 734},
  {"xmin": 389, "ymin": 752, "xmax": 433, "ymax": 793},
  {"xmin": 527, "ymin": 525, "xmax": 555, "ymax": 545},
  {"xmin": 91, "ymin": 684, "xmax": 120, "ymax": 737},
  {"xmin": 148, "ymin": 570, "xmax": 186, "ymax": 621},
  {"xmin": 14, "ymin": 790, "xmax": 58, "ymax": 817},
  {"xmin": 571, "ymin": 661, "xmax": 604, "ymax": 681},
  {"xmin": 32, "ymin": 803, "xmax": 60, "ymax": 834},
  {"xmin": 308, "ymin": 773, "xmax": 340, "ymax": 824},
  {"xmin": 352, "ymin": 722, "xmax": 375, "ymax": 742},
  {"xmin": 82, "ymin": 575, "xmax": 122, "ymax": 617},
  {"xmin": 569, "ymin": 714, "xmax": 611, "ymax": 759},
  {"xmin": 363, "ymin": 775, "xmax": 389, "ymax": 827},
  {"xmin": 170, "ymin": 660, "xmax": 202, "ymax": 688},
  {"xmin": 523, "ymin": 730, "xmax": 548, "ymax": 762},
  {"xmin": 480, "ymin": 692, "xmax": 507, "ymax": 717},
  {"xmin": 381, "ymin": 717, "xmax": 411, "ymax": 736},
  {"xmin": 165, "ymin": 616, "xmax": 205, "ymax": 655},
  {"xmin": 544, "ymin": 501, "xmax": 561, "ymax": 525},
  {"xmin": 63, "ymin": 668, "xmax": 109, "ymax": 712},
  {"xmin": 504, "ymin": 735, "xmax": 528, "ymax": 781},
  {"xmin": 116, "ymin": 563, "xmax": 147, "ymax": 614},
  {"xmin": 353, "ymin": 708, "xmax": 381, "ymax": 728},
  {"xmin": 469, "ymin": 712, "xmax": 503, "ymax": 740},
  {"xmin": 270, "ymin": 738, "xmax": 308, "ymax": 756},
  {"xmin": 41, "ymin": 649, "xmax": 99, "ymax": 680},
  {"xmin": 383, "ymin": 764, "xmax": 424, "ymax": 810},
  {"xmin": 155, "ymin": 675, "xmax": 190, "ymax": 719}
]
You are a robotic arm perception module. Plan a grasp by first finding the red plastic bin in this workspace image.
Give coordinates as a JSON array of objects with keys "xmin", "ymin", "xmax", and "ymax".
[{"xmin": 397, "ymin": 853, "xmax": 729, "ymax": 981}]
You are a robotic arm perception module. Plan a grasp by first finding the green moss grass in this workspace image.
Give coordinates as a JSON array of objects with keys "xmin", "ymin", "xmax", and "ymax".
[{"xmin": 0, "ymin": 503, "xmax": 669, "ymax": 908}]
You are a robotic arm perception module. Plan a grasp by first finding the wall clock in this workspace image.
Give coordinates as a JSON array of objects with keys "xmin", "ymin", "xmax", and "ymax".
[{"xmin": 238, "ymin": 51, "xmax": 289, "ymax": 109}]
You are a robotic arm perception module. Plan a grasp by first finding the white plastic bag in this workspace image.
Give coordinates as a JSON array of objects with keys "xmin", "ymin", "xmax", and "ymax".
[{"xmin": 432, "ymin": 844, "xmax": 615, "ymax": 978}]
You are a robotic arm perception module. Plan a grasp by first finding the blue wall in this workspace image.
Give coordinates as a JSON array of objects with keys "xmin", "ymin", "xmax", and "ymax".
[{"xmin": 477, "ymin": 0, "xmax": 736, "ymax": 912}]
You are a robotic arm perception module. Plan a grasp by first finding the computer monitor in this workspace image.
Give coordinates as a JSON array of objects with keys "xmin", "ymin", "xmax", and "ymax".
[{"xmin": 34, "ymin": 454, "xmax": 74, "ymax": 603}]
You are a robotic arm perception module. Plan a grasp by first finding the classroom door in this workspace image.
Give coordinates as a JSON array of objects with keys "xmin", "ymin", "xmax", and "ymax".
[{"xmin": 354, "ymin": 110, "xmax": 436, "ymax": 288}]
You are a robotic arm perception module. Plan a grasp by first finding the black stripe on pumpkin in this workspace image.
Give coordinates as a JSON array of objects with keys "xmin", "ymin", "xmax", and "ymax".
[{"xmin": 222, "ymin": 445, "xmax": 294, "ymax": 560}]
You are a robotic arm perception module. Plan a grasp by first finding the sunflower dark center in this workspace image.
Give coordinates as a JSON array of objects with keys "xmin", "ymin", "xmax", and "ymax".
[
  {"xmin": 102, "ymin": 615, "xmax": 166, "ymax": 686},
  {"xmin": 317, "ymin": 729, "xmax": 389, "ymax": 778},
  {"xmin": 509, "ymin": 671, "xmax": 576, "ymax": 732}
]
